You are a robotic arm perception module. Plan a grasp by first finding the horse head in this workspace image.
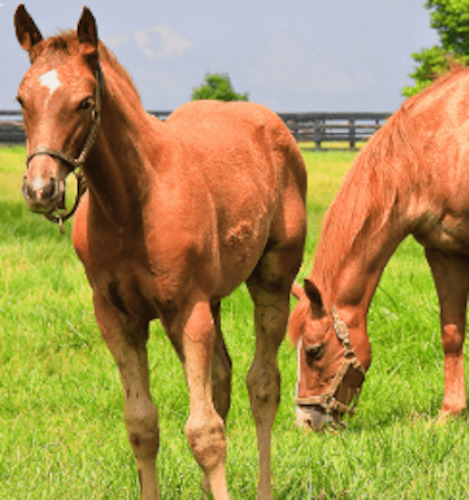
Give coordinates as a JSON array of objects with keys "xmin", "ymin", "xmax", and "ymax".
[
  {"xmin": 14, "ymin": 4, "xmax": 101, "ymax": 221},
  {"xmin": 289, "ymin": 279, "xmax": 366, "ymax": 430}
]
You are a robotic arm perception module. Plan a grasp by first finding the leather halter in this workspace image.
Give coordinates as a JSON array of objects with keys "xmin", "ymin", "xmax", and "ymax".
[
  {"xmin": 295, "ymin": 306, "xmax": 366, "ymax": 416},
  {"xmin": 26, "ymin": 63, "xmax": 103, "ymax": 230}
]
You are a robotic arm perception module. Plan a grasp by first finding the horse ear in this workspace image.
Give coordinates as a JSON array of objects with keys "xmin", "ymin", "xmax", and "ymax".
[
  {"xmin": 291, "ymin": 281, "xmax": 305, "ymax": 300},
  {"xmin": 14, "ymin": 4, "xmax": 43, "ymax": 55},
  {"xmin": 77, "ymin": 7, "xmax": 98, "ymax": 51},
  {"xmin": 304, "ymin": 279, "xmax": 326, "ymax": 317}
]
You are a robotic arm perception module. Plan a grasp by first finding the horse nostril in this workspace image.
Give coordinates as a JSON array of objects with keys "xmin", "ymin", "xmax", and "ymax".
[
  {"xmin": 22, "ymin": 175, "xmax": 61, "ymax": 208},
  {"xmin": 44, "ymin": 178, "xmax": 56, "ymax": 200},
  {"xmin": 22, "ymin": 179, "xmax": 38, "ymax": 202},
  {"xmin": 34, "ymin": 185, "xmax": 52, "ymax": 201}
]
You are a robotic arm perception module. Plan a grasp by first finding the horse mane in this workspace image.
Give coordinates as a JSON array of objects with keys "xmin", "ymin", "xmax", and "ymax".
[
  {"xmin": 312, "ymin": 65, "xmax": 469, "ymax": 301},
  {"xmin": 311, "ymin": 100, "xmax": 414, "ymax": 299},
  {"xmin": 400, "ymin": 65, "xmax": 469, "ymax": 116}
]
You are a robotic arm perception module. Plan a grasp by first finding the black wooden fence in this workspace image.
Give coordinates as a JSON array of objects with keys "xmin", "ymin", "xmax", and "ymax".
[
  {"xmin": 0, "ymin": 110, "xmax": 25, "ymax": 144},
  {"xmin": 0, "ymin": 110, "xmax": 390, "ymax": 150},
  {"xmin": 277, "ymin": 112, "xmax": 390, "ymax": 150}
]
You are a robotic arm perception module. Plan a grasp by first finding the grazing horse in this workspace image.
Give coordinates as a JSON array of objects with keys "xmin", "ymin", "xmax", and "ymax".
[
  {"xmin": 290, "ymin": 67, "xmax": 469, "ymax": 430},
  {"xmin": 15, "ymin": 5, "xmax": 306, "ymax": 499}
]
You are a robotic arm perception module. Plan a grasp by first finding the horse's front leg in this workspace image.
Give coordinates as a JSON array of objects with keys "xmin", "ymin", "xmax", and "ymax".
[
  {"xmin": 164, "ymin": 297, "xmax": 229, "ymax": 500},
  {"xmin": 93, "ymin": 292, "xmax": 160, "ymax": 500},
  {"xmin": 425, "ymin": 248, "xmax": 469, "ymax": 416}
]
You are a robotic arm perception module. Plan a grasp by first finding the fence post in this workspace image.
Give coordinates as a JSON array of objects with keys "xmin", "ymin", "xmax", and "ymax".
[
  {"xmin": 314, "ymin": 117, "xmax": 323, "ymax": 151},
  {"xmin": 349, "ymin": 117, "xmax": 356, "ymax": 150}
]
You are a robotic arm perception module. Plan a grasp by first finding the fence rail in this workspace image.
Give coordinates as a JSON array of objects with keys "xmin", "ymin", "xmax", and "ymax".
[
  {"xmin": 277, "ymin": 112, "xmax": 390, "ymax": 150},
  {"xmin": 0, "ymin": 110, "xmax": 390, "ymax": 150}
]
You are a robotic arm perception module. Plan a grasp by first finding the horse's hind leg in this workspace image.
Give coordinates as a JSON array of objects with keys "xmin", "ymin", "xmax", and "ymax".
[
  {"xmin": 425, "ymin": 248, "xmax": 469, "ymax": 416},
  {"xmin": 93, "ymin": 292, "xmax": 159, "ymax": 500},
  {"xmin": 246, "ymin": 247, "xmax": 303, "ymax": 500}
]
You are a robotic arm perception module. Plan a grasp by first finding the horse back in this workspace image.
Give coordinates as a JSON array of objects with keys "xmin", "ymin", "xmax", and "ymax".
[{"xmin": 164, "ymin": 100, "xmax": 306, "ymax": 214}]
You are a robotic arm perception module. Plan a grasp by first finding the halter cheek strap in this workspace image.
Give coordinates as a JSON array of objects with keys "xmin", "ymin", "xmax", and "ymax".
[
  {"xmin": 25, "ymin": 62, "xmax": 103, "ymax": 231},
  {"xmin": 295, "ymin": 306, "xmax": 366, "ymax": 416}
]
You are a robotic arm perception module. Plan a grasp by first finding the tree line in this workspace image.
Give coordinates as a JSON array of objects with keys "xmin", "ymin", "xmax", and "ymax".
[{"xmin": 404, "ymin": 0, "xmax": 469, "ymax": 96}]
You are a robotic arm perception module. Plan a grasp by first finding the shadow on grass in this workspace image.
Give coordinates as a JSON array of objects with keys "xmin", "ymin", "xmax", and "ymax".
[{"xmin": 0, "ymin": 200, "xmax": 74, "ymax": 243}]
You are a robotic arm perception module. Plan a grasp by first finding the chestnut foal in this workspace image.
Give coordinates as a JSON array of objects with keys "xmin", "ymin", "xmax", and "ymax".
[{"xmin": 15, "ymin": 5, "xmax": 306, "ymax": 499}]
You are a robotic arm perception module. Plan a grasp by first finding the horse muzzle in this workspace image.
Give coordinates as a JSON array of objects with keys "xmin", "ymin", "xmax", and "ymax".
[
  {"xmin": 22, "ymin": 173, "xmax": 66, "ymax": 214},
  {"xmin": 296, "ymin": 404, "xmax": 343, "ymax": 431},
  {"xmin": 295, "ymin": 358, "xmax": 365, "ymax": 431}
]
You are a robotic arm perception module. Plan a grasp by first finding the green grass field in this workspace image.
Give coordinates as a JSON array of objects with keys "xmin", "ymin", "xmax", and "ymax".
[{"xmin": 1, "ymin": 145, "xmax": 468, "ymax": 499}]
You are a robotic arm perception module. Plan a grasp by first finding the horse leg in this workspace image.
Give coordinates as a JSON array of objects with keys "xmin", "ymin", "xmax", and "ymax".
[
  {"xmin": 425, "ymin": 248, "xmax": 469, "ymax": 416},
  {"xmin": 195, "ymin": 302, "xmax": 232, "ymax": 496},
  {"xmin": 210, "ymin": 301, "xmax": 232, "ymax": 422},
  {"xmin": 93, "ymin": 292, "xmax": 159, "ymax": 500},
  {"xmin": 246, "ymin": 248, "xmax": 301, "ymax": 500},
  {"xmin": 165, "ymin": 298, "xmax": 229, "ymax": 499}
]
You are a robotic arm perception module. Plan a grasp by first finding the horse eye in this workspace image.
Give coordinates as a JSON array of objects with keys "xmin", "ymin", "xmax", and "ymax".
[
  {"xmin": 78, "ymin": 97, "xmax": 93, "ymax": 111},
  {"xmin": 16, "ymin": 95, "xmax": 25, "ymax": 109},
  {"xmin": 304, "ymin": 343, "xmax": 325, "ymax": 361}
]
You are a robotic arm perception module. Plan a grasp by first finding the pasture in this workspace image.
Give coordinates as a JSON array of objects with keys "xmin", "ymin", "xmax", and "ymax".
[{"xmin": 0, "ymin": 145, "xmax": 468, "ymax": 498}]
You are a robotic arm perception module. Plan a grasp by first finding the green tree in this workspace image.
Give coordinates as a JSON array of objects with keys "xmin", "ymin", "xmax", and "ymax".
[
  {"xmin": 191, "ymin": 73, "xmax": 249, "ymax": 102},
  {"xmin": 403, "ymin": 0, "xmax": 469, "ymax": 97}
]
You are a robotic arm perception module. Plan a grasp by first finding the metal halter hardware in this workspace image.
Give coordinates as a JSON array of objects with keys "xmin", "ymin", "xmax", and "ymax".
[
  {"xmin": 25, "ymin": 63, "xmax": 103, "ymax": 231},
  {"xmin": 295, "ymin": 306, "xmax": 366, "ymax": 417}
]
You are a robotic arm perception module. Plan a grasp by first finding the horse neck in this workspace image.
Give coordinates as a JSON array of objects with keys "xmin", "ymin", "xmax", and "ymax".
[
  {"xmin": 84, "ymin": 68, "xmax": 162, "ymax": 226},
  {"xmin": 312, "ymin": 146, "xmax": 412, "ymax": 327}
]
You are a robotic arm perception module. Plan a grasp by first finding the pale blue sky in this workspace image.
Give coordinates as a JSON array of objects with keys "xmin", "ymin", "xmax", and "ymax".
[{"xmin": 1, "ymin": 0, "xmax": 438, "ymax": 112}]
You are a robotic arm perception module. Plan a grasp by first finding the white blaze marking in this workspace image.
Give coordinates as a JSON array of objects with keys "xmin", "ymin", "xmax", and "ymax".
[{"xmin": 39, "ymin": 69, "xmax": 61, "ymax": 95}]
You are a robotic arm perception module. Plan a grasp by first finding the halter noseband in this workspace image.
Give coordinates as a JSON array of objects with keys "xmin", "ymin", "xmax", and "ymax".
[
  {"xmin": 26, "ymin": 63, "xmax": 103, "ymax": 231},
  {"xmin": 296, "ymin": 306, "xmax": 366, "ymax": 417}
]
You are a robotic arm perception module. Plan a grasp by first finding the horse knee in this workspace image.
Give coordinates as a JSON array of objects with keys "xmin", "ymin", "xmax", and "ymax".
[
  {"xmin": 185, "ymin": 411, "xmax": 226, "ymax": 472},
  {"xmin": 247, "ymin": 361, "xmax": 280, "ymax": 414},
  {"xmin": 442, "ymin": 324, "xmax": 465, "ymax": 355},
  {"xmin": 124, "ymin": 401, "xmax": 159, "ymax": 460}
]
